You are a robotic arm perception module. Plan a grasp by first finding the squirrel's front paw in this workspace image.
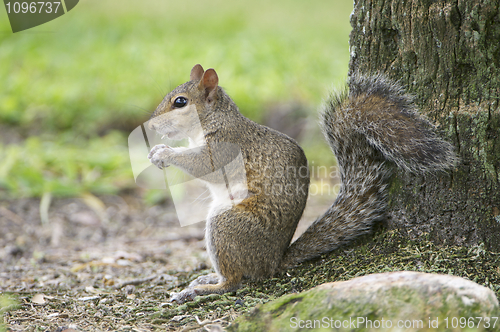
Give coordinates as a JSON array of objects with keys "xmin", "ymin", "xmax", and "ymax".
[
  {"xmin": 169, "ymin": 288, "xmax": 199, "ymax": 304},
  {"xmin": 148, "ymin": 144, "xmax": 173, "ymax": 169}
]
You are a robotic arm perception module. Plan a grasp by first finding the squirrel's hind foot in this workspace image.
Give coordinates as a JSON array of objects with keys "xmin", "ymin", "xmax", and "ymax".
[
  {"xmin": 188, "ymin": 273, "xmax": 219, "ymax": 287},
  {"xmin": 169, "ymin": 275, "xmax": 241, "ymax": 303}
]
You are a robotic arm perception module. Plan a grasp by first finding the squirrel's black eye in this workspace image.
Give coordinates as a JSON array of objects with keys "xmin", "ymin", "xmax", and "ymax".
[{"xmin": 173, "ymin": 96, "xmax": 188, "ymax": 108}]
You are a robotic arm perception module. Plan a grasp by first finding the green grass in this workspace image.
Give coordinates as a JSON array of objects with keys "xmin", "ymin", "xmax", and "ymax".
[
  {"xmin": 0, "ymin": 294, "xmax": 18, "ymax": 332},
  {"xmin": 0, "ymin": 132, "xmax": 131, "ymax": 197},
  {"xmin": 0, "ymin": 0, "xmax": 352, "ymax": 199}
]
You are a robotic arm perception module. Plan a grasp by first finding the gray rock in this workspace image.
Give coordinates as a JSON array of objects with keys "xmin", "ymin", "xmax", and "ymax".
[{"xmin": 229, "ymin": 271, "xmax": 500, "ymax": 331}]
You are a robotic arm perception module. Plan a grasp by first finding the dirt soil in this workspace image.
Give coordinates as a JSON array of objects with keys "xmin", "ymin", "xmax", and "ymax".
[
  {"xmin": 0, "ymin": 191, "xmax": 333, "ymax": 332},
  {"xmin": 1, "ymin": 192, "xmax": 215, "ymax": 331},
  {"xmin": 2, "ymin": 190, "xmax": 500, "ymax": 332}
]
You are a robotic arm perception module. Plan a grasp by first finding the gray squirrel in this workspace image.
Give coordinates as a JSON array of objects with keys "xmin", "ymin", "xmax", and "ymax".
[{"xmin": 147, "ymin": 65, "xmax": 455, "ymax": 303}]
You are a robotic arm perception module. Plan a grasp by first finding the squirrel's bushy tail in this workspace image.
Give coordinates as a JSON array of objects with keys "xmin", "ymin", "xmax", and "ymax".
[{"xmin": 281, "ymin": 74, "xmax": 456, "ymax": 269}]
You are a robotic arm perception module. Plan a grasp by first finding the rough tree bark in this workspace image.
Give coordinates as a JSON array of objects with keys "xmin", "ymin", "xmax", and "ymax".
[{"xmin": 349, "ymin": 0, "xmax": 500, "ymax": 250}]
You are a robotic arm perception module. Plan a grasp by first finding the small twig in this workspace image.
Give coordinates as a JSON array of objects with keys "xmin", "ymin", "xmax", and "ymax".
[
  {"xmin": 77, "ymin": 295, "xmax": 100, "ymax": 301},
  {"xmin": 80, "ymin": 192, "xmax": 109, "ymax": 224},
  {"xmin": 114, "ymin": 275, "xmax": 157, "ymax": 289},
  {"xmin": 180, "ymin": 316, "xmax": 211, "ymax": 332},
  {"xmin": 40, "ymin": 192, "xmax": 52, "ymax": 224},
  {"xmin": 8, "ymin": 316, "xmax": 38, "ymax": 321},
  {"xmin": 0, "ymin": 206, "xmax": 24, "ymax": 224},
  {"xmin": 124, "ymin": 233, "xmax": 205, "ymax": 243}
]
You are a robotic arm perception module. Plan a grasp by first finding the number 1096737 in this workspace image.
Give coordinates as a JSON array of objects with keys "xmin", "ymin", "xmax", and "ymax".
[{"xmin": 5, "ymin": 2, "xmax": 62, "ymax": 14}]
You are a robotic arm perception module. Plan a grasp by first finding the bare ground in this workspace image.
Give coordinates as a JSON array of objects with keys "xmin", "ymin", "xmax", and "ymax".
[
  {"xmin": 1, "ymin": 192, "xmax": 213, "ymax": 331},
  {"xmin": 2, "ymin": 189, "xmax": 500, "ymax": 332},
  {"xmin": 0, "ymin": 190, "xmax": 334, "ymax": 332}
]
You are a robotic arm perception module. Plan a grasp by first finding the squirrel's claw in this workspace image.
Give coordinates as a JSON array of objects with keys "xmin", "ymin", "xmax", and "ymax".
[
  {"xmin": 169, "ymin": 275, "xmax": 219, "ymax": 304},
  {"xmin": 169, "ymin": 288, "xmax": 199, "ymax": 304},
  {"xmin": 148, "ymin": 144, "xmax": 173, "ymax": 169}
]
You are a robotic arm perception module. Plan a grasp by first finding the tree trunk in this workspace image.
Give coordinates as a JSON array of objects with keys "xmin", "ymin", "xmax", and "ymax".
[{"xmin": 349, "ymin": 0, "xmax": 500, "ymax": 250}]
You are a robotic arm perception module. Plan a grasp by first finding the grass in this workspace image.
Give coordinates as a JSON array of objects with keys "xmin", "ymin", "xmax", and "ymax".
[
  {"xmin": 0, "ymin": 0, "xmax": 353, "ymax": 199},
  {"xmin": 0, "ymin": 133, "xmax": 131, "ymax": 197},
  {"xmin": 0, "ymin": 294, "xmax": 18, "ymax": 332}
]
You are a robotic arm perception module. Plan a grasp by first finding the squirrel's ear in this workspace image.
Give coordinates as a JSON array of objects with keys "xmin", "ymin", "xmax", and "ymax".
[
  {"xmin": 199, "ymin": 68, "xmax": 219, "ymax": 102},
  {"xmin": 190, "ymin": 64, "xmax": 204, "ymax": 81}
]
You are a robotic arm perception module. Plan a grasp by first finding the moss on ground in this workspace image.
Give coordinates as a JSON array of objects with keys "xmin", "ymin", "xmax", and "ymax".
[{"xmin": 162, "ymin": 229, "xmax": 500, "ymax": 330}]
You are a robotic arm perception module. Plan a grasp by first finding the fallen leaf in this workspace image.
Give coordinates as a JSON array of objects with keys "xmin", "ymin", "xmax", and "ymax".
[
  {"xmin": 32, "ymin": 293, "xmax": 46, "ymax": 304},
  {"xmin": 103, "ymin": 275, "xmax": 115, "ymax": 286}
]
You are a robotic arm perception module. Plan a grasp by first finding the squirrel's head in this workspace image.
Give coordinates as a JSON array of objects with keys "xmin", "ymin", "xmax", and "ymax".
[{"xmin": 148, "ymin": 64, "xmax": 219, "ymax": 141}]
